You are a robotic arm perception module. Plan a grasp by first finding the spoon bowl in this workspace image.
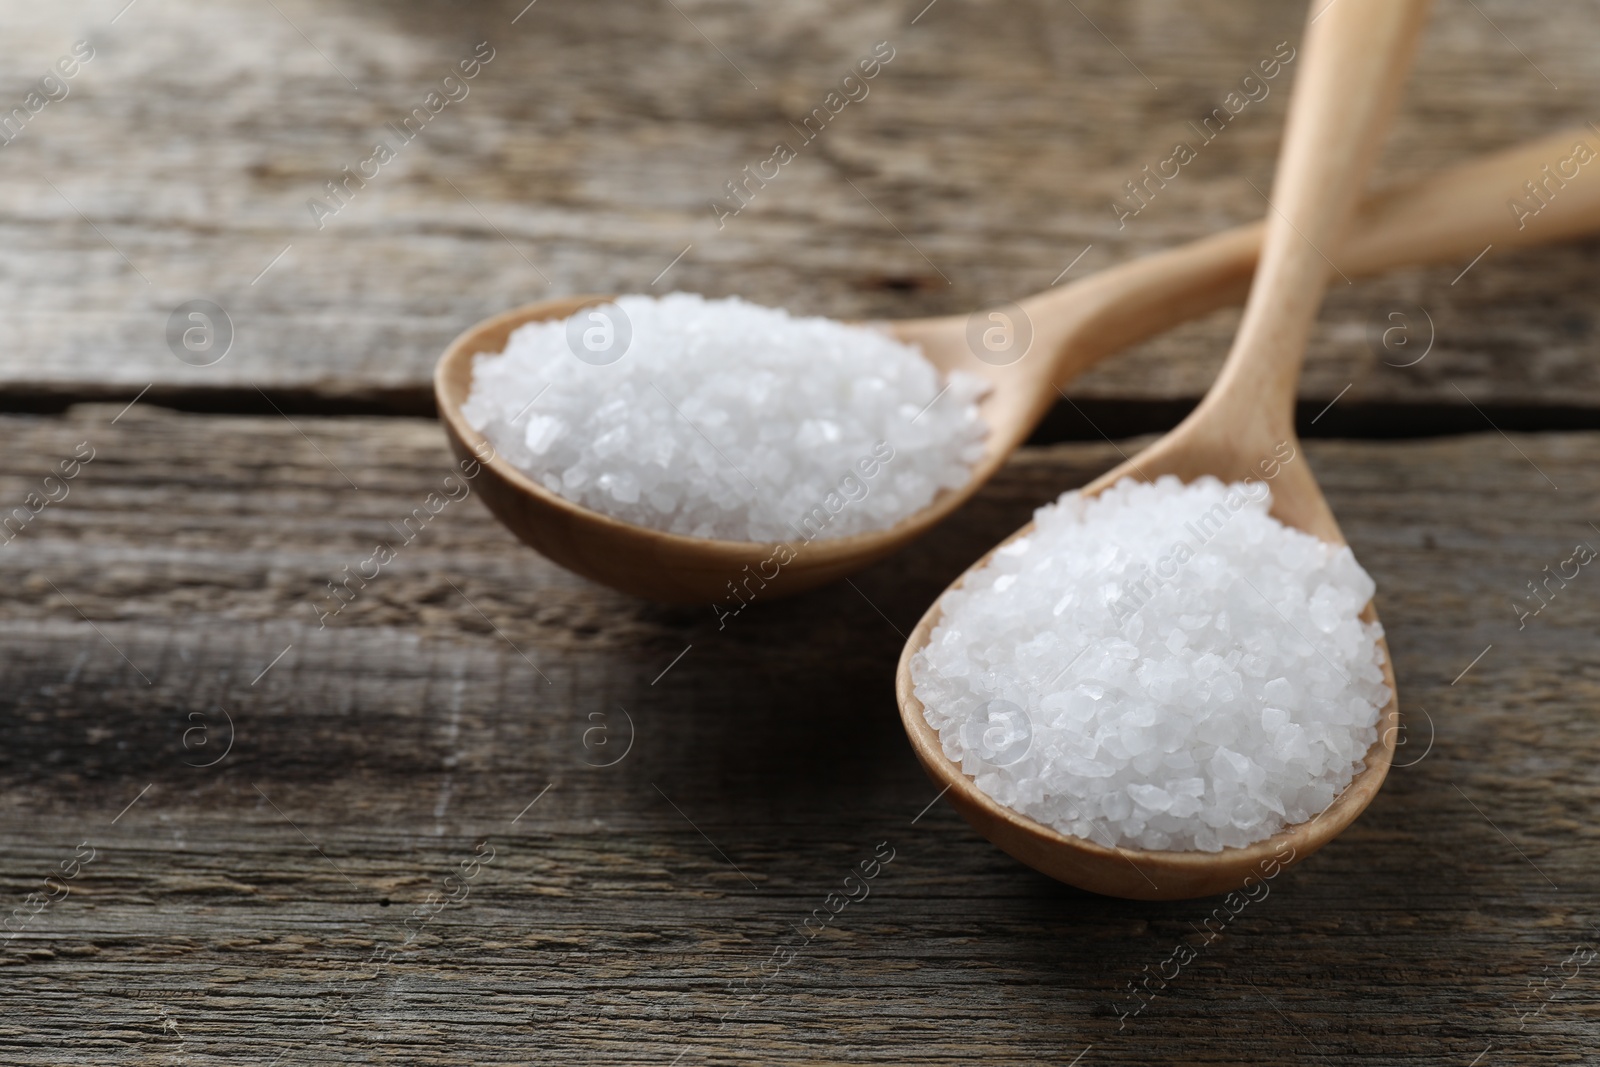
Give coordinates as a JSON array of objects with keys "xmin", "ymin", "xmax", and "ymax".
[
  {"xmin": 434, "ymin": 294, "xmax": 997, "ymax": 602},
  {"xmin": 436, "ymin": 124, "xmax": 1600, "ymax": 603},
  {"xmin": 895, "ymin": 425, "xmax": 1400, "ymax": 900}
]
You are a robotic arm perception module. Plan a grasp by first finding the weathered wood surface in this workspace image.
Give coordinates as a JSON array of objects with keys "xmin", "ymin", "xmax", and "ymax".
[
  {"xmin": 1, "ymin": 404, "xmax": 1597, "ymax": 1064},
  {"xmin": 5, "ymin": 0, "xmax": 1600, "ymax": 1063},
  {"xmin": 0, "ymin": 0, "xmax": 1597, "ymax": 410}
]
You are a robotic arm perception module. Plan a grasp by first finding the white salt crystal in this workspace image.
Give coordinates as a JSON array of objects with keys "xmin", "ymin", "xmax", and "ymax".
[
  {"xmin": 461, "ymin": 293, "xmax": 989, "ymax": 542},
  {"xmin": 523, "ymin": 415, "xmax": 564, "ymax": 455},
  {"xmin": 909, "ymin": 476, "xmax": 1390, "ymax": 853}
]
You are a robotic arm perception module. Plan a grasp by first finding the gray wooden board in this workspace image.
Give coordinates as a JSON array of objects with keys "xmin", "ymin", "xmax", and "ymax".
[
  {"xmin": 0, "ymin": 1, "xmax": 1596, "ymax": 409},
  {"xmin": 0, "ymin": 405, "xmax": 1596, "ymax": 1063}
]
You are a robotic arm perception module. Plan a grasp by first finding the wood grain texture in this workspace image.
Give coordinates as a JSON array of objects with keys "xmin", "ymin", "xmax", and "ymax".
[
  {"xmin": 1, "ymin": 405, "xmax": 1597, "ymax": 1063},
  {"xmin": 0, "ymin": 0, "xmax": 1595, "ymax": 410}
]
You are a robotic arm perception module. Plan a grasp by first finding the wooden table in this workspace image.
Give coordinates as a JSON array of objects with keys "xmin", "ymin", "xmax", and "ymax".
[{"xmin": 2, "ymin": 1, "xmax": 1596, "ymax": 1063}]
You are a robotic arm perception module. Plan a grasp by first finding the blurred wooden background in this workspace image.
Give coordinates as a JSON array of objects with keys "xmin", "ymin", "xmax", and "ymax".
[{"xmin": 0, "ymin": 1, "xmax": 1596, "ymax": 1063}]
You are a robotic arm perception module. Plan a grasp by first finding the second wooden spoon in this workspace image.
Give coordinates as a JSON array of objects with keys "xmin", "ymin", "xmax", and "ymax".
[
  {"xmin": 437, "ymin": 122, "xmax": 1600, "ymax": 604},
  {"xmin": 897, "ymin": 0, "xmax": 1433, "ymax": 899}
]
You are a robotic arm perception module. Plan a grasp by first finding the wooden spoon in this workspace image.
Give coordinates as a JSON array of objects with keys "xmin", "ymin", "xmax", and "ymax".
[
  {"xmin": 897, "ymin": 0, "xmax": 1431, "ymax": 900},
  {"xmin": 437, "ymin": 121, "xmax": 1598, "ymax": 604}
]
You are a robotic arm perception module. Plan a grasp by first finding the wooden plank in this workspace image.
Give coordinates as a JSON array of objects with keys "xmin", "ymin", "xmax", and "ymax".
[
  {"xmin": 0, "ymin": 404, "xmax": 1596, "ymax": 1063},
  {"xmin": 0, "ymin": 0, "xmax": 1595, "ymax": 410}
]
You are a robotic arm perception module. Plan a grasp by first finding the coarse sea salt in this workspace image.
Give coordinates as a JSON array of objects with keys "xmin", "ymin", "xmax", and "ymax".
[
  {"xmin": 910, "ymin": 475, "xmax": 1390, "ymax": 853},
  {"xmin": 461, "ymin": 293, "xmax": 988, "ymax": 542}
]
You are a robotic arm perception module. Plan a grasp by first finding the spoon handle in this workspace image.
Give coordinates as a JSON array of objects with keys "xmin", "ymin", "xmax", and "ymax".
[
  {"xmin": 1027, "ymin": 125, "xmax": 1600, "ymax": 385},
  {"xmin": 1342, "ymin": 127, "xmax": 1600, "ymax": 270},
  {"xmin": 1204, "ymin": 0, "xmax": 1433, "ymax": 435}
]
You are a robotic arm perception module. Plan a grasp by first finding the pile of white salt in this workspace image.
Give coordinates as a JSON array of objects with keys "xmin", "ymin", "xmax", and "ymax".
[
  {"xmin": 462, "ymin": 293, "xmax": 988, "ymax": 542},
  {"xmin": 911, "ymin": 476, "xmax": 1389, "ymax": 853}
]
